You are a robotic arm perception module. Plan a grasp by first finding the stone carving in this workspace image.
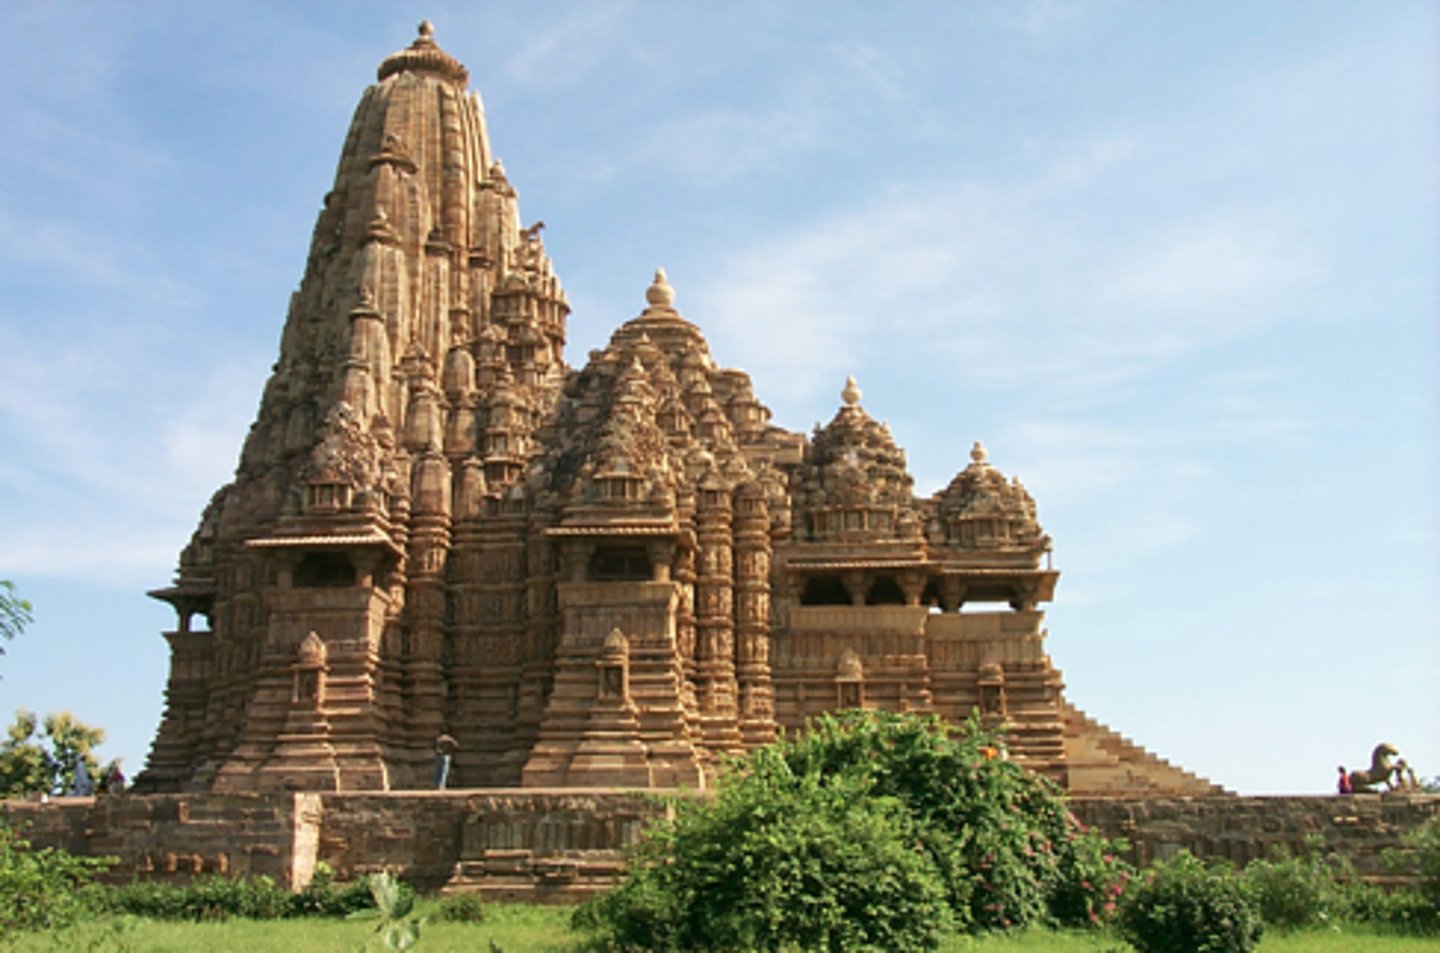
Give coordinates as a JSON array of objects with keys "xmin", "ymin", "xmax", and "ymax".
[
  {"xmin": 1348, "ymin": 743, "xmax": 1418, "ymax": 793},
  {"xmin": 136, "ymin": 24, "xmax": 1218, "ymax": 798}
]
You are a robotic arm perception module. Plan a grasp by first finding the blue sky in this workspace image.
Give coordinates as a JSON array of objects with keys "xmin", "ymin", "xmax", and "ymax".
[{"xmin": 0, "ymin": 2, "xmax": 1434, "ymax": 794}]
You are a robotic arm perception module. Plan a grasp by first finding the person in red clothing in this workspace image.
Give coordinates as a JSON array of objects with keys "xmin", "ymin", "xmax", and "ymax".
[{"xmin": 1336, "ymin": 765, "xmax": 1353, "ymax": 795}]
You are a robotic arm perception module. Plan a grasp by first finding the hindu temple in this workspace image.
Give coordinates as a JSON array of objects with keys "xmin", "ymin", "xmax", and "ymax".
[{"xmin": 136, "ymin": 24, "xmax": 1218, "ymax": 798}]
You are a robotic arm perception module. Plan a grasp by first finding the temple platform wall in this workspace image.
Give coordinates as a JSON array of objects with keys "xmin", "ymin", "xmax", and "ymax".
[
  {"xmin": 1071, "ymin": 793, "xmax": 1440, "ymax": 885},
  {"xmin": 5, "ymin": 791, "xmax": 1436, "ymax": 899}
]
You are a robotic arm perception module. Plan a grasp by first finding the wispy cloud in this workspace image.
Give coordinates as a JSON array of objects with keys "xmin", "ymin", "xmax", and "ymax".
[
  {"xmin": 500, "ymin": 1, "xmax": 636, "ymax": 89},
  {"xmin": 691, "ymin": 128, "xmax": 1320, "ymax": 414},
  {"xmin": 633, "ymin": 104, "xmax": 824, "ymax": 183}
]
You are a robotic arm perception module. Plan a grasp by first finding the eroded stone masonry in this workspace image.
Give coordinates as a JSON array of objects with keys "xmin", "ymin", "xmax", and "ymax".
[{"xmin": 137, "ymin": 25, "xmax": 1217, "ymax": 798}]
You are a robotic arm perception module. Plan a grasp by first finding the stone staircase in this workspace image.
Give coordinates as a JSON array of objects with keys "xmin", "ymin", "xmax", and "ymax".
[{"xmin": 1062, "ymin": 701, "xmax": 1229, "ymax": 797}]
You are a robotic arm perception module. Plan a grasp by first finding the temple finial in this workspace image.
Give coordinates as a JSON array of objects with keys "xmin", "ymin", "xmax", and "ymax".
[
  {"xmin": 418, "ymin": 20, "xmax": 435, "ymax": 41},
  {"xmin": 971, "ymin": 441, "xmax": 988, "ymax": 465},
  {"xmin": 646, "ymin": 268, "xmax": 675, "ymax": 308},
  {"xmin": 841, "ymin": 375, "xmax": 862, "ymax": 407}
]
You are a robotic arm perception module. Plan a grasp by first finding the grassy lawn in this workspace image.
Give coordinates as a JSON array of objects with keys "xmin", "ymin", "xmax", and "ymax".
[{"xmin": 9, "ymin": 906, "xmax": 1440, "ymax": 952}]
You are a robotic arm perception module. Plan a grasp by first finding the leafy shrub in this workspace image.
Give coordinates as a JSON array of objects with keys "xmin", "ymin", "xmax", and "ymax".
[
  {"xmin": 1411, "ymin": 814, "xmax": 1440, "ymax": 910},
  {"xmin": 1050, "ymin": 822, "xmax": 1132, "ymax": 927},
  {"xmin": 1116, "ymin": 851, "xmax": 1262, "ymax": 953},
  {"xmin": 1333, "ymin": 813, "xmax": 1440, "ymax": 936},
  {"xmin": 108, "ymin": 874, "xmax": 293, "ymax": 921},
  {"xmin": 777, "ymin": 710, "xmax": 1130, "ymax": 931},
  {"xmin": 0, "ymin": 822, "xmax": 113, "ymax": 937},
  {"xmin": 1242, "ymin": 849, "xmax": 1344, "ymax": 930},
  {"xmin": 577, "ymin": 711, "xmax": 1129, "ymax": 949},
  {"xmin": 431, "ymin": 891, "xmax": 488, "ymax": 922},
  {"xmin": 109, "ymin": 864, "xmax": 384, "ymax": 922},
  {"xmin": 290, "ymin": 863, "xmax": 378, "ymax": 917},
  {"xmin": 577, "ymin": 747, "xmax": 950, "ymax": 951},
  {"xmin": 1343, "ymin": 880, "xmax": 1439, "ymax": 935}
]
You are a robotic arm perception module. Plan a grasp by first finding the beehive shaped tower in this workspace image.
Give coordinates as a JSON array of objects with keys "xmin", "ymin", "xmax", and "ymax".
[{"xmin": 138, "ymin": 25, "xmax": 1221, "ymax": 797}]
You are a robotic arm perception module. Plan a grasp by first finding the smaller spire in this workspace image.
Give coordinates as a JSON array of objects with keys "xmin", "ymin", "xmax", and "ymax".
[
  {"xmin": 646, "ymin": 268, "xmax": 676, "ymax": 308},
  {"xmin": 841, "ymin": 375, "xmax": 862, "ymax": 407}
]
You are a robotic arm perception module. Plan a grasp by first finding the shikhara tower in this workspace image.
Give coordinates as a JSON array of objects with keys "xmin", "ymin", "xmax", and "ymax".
[{"xmin": 139, "ymin": 25, "xmax": 1217, "ymax": 796}]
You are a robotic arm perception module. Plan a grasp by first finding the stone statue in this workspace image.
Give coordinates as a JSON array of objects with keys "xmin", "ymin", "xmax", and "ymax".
[{"xmin": 1348, "ymin": 743, "xmax": 1403, "ymax": 793}]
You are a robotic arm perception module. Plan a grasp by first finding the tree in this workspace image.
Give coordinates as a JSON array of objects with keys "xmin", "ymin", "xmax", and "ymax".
[
  {"xmin": 0, "ymin": 581, "xmax": 32, "ymax": 669},
  {"xmin": 0, "ymin": 710, "xmax": 113, "ymax": 798}
]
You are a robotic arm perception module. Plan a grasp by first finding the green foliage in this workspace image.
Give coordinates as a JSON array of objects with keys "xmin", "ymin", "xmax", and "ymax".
[
  {"xmin": 1337, "ymin": 814, "xmax": 1440, "ymax": 936},
  {"xmin": 775, "ymin": 710, "xmax": 1130, "ymax": 931},
  {"xmin": 0, "ymin": 709, "xmax": 116, "ymax": 798},
  {"xmin": 429, "ymin": 891, "xmax": 487, "ymax": 922},
  {"xmin": 355, "ymin": 870, "xmax": 423, "ymax": 951},
  {"xmin": 1049, "ymin": 821, "xmax": 1132, "ymax": 928},
  {"xmin": 0, "ymin": 580, "xmax": 33, "ymax": 659},
  {"xmin": 1116, "ymin": 851, "xmax": 1262, "ymax": 953},
  {"xmin": 1409, "ymin": 813, "xmax": 1440, "ymax": 909},
  {"xmin": 1242, "ymin": 847, "xmax": 1345, "ymax": 930},
  {"xmin": 0, "ymin": 822, "xmax": 114, "ymax": 938},
  {"xmin": 578, "ymin": 747, "xmax": 950, "ymax": 951},
  {"xmin": 577, "ymin": 711, "xmax": 1130, "ymax": 951},
  {"xmin": 108, "ymin": 866, "xmax": 379, "ymax": 922},
  {"xmin": 1342, "ymin": 881, "xmax": 1438, "ymax": 936},
  {"xmin": 108, "ymin": 874, "xmax": 294, "ymax": 921},
  {"xmin": 291, "ymin": 863, "xmax": 380, "ymax": 917}
]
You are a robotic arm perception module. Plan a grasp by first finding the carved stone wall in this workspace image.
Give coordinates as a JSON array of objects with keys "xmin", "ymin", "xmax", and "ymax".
[
  {"xmin": 6, "ymin": 793, "xmax": 1436, "ymax": 899},
  {"xmin": 1071, "ymin": 794, "xmax": 1440, "ymax": 883}
]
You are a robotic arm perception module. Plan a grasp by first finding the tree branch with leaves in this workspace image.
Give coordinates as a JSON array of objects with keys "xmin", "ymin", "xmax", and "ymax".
[{"xmin": 0, "ymin": 580, "xmax": 32, "ymax": 666}]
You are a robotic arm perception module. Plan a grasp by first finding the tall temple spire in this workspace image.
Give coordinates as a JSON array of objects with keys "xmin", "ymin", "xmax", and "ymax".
[{"xmin": 141, "ymin": 24, "xmax": 569, "ymax": 793}]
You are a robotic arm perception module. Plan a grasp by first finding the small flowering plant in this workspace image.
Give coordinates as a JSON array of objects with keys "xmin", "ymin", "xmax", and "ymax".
[{"xmin": 1049, "ymin": 824, "xmax": 1133, "ymax": 926}]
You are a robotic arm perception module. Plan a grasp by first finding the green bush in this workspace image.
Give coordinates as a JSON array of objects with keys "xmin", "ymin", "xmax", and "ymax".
[
  {"xmin": 577, "ymin": 711, "xmax": 1130, "ymax": 950},
  {"xmin": 1242, "ymin": 850, "xmax": 1344, "ymax": 930},
  {"xmin": 290, "ymin": 863, "xmax": 378, "ymax": 917},
  {"xmin": 108, "ymin": 874, "xmax": 293, "ymax": 921},
  {"xmin": 1343, "ymin": 880, "xmax": 1439, "ymax": 935},
  {"xmin": 578, "ymin": 751, "xmax": 950, "ymax": 951},
  {"xmin": 430, "ymin": 891, "xmax": 487, "ymax": 922},
  {"xmin": 0, "ymin": 822, "xmax": 113, "ymax": 937},
  {"xmin": 1334, "ymin": 813, "xmax": 1440, "ymax": 936},
  {"xmin": 777, "ymin": 710, "xmax": 1130, "ymax": 931},
  {"xmin": 1117, "ymin": 851, "xmax": 1262, "ymax": 953},
  {"xmin": 1049, "ymin": 822, "xmax": 1132, "ymax": 927},
  {"xmin": 109, "ymin": 868, "xmax": 381, "ymax": 921},
  {"xmin": 1411, "ymin": 814, "xmax": 1440, "ymax": 910}
]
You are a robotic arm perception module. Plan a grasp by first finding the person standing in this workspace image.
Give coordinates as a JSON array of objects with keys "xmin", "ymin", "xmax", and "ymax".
[{"xmin": 433, "ymin": 733, "xmax": 459, "ymax": 790}]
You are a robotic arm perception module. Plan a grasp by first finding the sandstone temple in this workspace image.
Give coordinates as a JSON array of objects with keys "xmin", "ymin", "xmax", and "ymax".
[{"xmin": 137, "ymin": 24, "xmax": 1218, "ymax": 799}]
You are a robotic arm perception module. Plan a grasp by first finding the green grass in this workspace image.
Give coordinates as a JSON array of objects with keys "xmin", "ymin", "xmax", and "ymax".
[
  {"xmin": 941, "ymin": 926, "xmax": 1440, "ymax": 951},
  {"xmin": 8, "ymin": 907, "xmax": 1440, "ymax": 953},
  {"xmin": 3, "ymin": 902, "xmax": 577, "ymax": 953}
]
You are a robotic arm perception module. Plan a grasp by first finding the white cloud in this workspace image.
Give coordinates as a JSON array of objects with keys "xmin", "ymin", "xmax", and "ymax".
[{"xmin": 691, "ymin": 130, "xmax": 1321, "ymax": 416}]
